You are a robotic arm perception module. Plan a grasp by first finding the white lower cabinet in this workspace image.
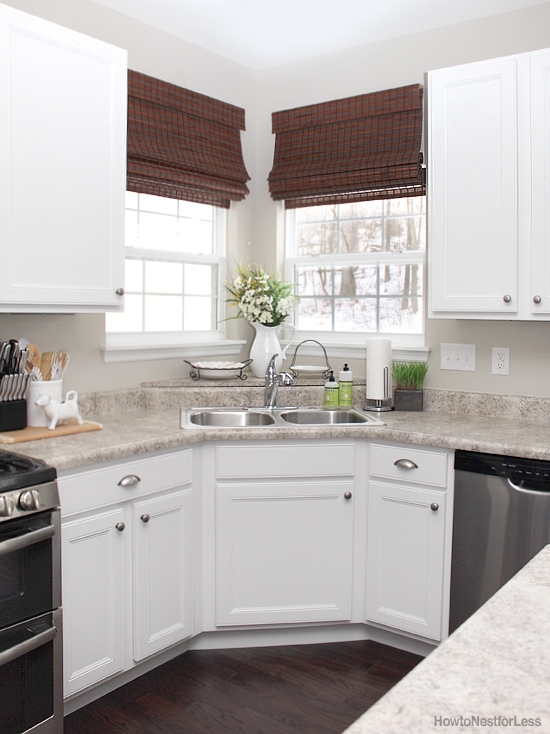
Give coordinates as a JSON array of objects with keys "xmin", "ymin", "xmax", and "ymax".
[
  {"xmin": 62, "ymin": 508, "xmax": 126, "ymax": 693},
  {"xmin": 60, "ymin": 437, "xmax": 455, "ymax": 703},
  {"xmin": 60, "ymin": 450, "xmax": 194, "ymax": 698},
  {"xmin": 365, "ymin": 442, "xmax": 454, "ymax": 642},
  {"xmin": 213, "ymin": 441, "xmax": 356, "ymax": 626}
]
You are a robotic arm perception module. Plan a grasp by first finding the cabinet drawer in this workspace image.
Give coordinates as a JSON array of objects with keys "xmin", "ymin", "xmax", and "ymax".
[
  {"xmin": 216, "ymin": 443, "xmax": 355, "ymax": 479},
  {"xmin": 369, "ymin": 443, "xmax": 448, "ymax": 488},
  {"xmin": 59, "ymin": 450, "xmax": 193, "ymax": 516}
]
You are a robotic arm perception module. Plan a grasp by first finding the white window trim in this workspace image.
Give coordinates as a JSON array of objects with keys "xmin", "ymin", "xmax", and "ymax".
[
  {"xmin": 284, "ymin": 207, "xmax": 427, "ymax": 360},
  {"xmin": 103, "ymin": 206, "xmax": 246, "ymax": 363}
]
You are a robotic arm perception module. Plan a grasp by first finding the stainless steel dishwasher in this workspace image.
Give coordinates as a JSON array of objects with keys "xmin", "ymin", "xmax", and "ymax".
[{"xmin": 450, "ymin": 450, "xmax": 550, "ymax": 633}]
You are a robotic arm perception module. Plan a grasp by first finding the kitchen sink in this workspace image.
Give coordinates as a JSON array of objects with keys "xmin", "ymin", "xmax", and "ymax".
[
  {"xmin": 279, "ymin": 408, "xmax": 372, "ymax": 425},
  {"xmin": 185, "ymin": 408, "xmax": 276, "ymax": 427},
  {"xmin": 180, "ymin": 406, "xmax": 385, "ymax": 429}
]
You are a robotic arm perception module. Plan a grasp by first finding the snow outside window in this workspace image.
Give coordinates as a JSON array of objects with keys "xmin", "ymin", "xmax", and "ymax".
[{"xmin": 285, "ymin": 197, "xmax": 426, "ymax": 348}]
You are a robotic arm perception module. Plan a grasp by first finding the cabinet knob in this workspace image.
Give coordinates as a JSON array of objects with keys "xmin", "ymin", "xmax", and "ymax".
[
  {"xmin": 140, "ymin": 514, "xmax": 150, "ymax": 523},
  {"xmin": 344, "ymin": 491, "xmax": 352, "ymax": 500},
  {"xmin": 503, "ymin": 294, "xmax": 512, "ymax": 303},
  {"xmin": 115, "ymin": 522, "xmax": 125, "ymax": 532},
  {"xmin": 117, "ymin": 474, "xmax": 141, "ymax": 488},
  {"xmin": 394, "ymin": 458, "xmax": 418, "ymax": 470},
  {"xmin": 533, "ymin": 295, "xmax": 542, "ymax": 304},
  {"xmin": 116, "ymin": 287, "xmax": 125, "ymax": 296},
  {"xmin": 430, "ymin": 503, "xmax": 439, "ymax": 512}
]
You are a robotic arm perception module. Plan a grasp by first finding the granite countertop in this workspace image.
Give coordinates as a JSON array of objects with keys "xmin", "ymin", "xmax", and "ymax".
[
  {"xmin": 343, "ymin": 544, "xmax": 550, "ymax": 734},
  {"xmin": 5, "ymin": 382, "xmax": 550, "ymax": 471}
]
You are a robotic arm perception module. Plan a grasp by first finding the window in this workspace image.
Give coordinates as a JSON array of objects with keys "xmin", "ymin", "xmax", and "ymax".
[
  {"xmin": 286, "ymin": 195, "xmax": 425, "ymax": 340},
  {"xmin": 105, "ymin": 192, "xmax": 226, "ymax": 345}
]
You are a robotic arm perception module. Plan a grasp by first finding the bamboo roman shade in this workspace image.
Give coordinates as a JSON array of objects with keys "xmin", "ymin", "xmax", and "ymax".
[
  {"xmin": 127, "ymin": 70, "xmax": 250, "ymax": 208},
  {"xmin": 268, "ymin": 84, "xmax": 425, "ymax": 209}
]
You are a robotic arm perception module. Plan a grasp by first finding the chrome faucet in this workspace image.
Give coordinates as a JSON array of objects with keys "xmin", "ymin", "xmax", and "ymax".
[{"xmin": 264, "ymin": 354, "xmax": 294, "ymax": 408}]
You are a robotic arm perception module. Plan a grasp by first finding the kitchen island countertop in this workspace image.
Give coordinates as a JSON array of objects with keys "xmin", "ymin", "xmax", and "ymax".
[{"xmin": 343, "ymin": 544, "xmax": 550, "ymax": 734}]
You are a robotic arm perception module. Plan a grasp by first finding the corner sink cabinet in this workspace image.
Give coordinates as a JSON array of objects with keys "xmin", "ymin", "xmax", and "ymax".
[
  {"xmin": 59, "ymin": 450, "xmax": 194, "ymax": 699},
  {"xmin": 59, "ymin": 437, "xmax": 454, "ymax": 709},
  {"xmin": 428, "ymin": 48, "xmax": 550, "ymax": 319},
  {"xmin": 0, "ymin": 4, "xmax": 126, "ymax": 312},
  {"xmin": 210, "ymin": 441, "xmax": 357, "ymax": 626}
]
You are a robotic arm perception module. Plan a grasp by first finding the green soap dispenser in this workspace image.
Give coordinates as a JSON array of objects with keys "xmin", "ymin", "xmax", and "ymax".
[
  {"xmin": 338, "ymin": 364, "xmax": 353, "ymax": 406},
  {"xmin": 324, "ymin": 371, "xmax": 339, "ymax": 407}
]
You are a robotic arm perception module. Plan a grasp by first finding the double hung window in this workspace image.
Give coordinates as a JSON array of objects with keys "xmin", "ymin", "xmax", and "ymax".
[
  {"xmin": 105, "ymin": 193, "xmax": 225, "ymax": 344},
  {"xmin": 286, "ymin": 196, "xmax": 425, "ymax": 339},
  {"xmin": 269, "ymin": 84, "xmax": 426, "ymax": 347},
  {"xmin": 105, "ymin": 70, "xmax": 249, "ymax": 358}
]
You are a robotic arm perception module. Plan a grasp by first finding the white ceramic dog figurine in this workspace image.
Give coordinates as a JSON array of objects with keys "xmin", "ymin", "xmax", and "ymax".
[{"xmin": 34, "ymin": 390, "xmax": 83, "ymax": 430}]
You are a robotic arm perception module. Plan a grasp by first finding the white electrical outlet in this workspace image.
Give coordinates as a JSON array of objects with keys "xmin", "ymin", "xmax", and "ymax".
[
  {"xmin": 440, "ymin": 343, "xmax": 476, "ymax": 372},
  {"xmin": 492, "ymin": 347, "xmax": 510, "ymax": 375}
]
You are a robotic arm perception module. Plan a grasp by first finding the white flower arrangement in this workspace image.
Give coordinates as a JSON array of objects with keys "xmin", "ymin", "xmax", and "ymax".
[{"xmin": 226, "ymin": 264, "xmax": 298, "ymax": 327}]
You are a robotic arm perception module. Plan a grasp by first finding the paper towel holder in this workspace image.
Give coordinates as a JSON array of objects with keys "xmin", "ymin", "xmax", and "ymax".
[{"xmin": 364, "ymin": 365, "xmax": 394, "ymax": 412}]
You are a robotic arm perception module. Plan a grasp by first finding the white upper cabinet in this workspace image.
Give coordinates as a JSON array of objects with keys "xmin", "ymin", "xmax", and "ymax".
[
  {"xmin": 0, "ymin": 4, "xmax": 126, "ymax": 312},
  {"xmin": 529, "ymin": 50, "xmax": 550, "ymax": 314},
  {"xmin": 428, "ymin": 49, "xmax": 550, "ymax": 319}
]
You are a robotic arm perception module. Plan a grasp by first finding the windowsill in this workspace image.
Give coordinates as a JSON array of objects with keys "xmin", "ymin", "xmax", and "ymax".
[
  {"xmin": 101, "ymin": 339, "xmax": 246, "ymax": 364},
  {"xmin": 288, "ymin": 334, "xmax": 429, "ymax": 363}
]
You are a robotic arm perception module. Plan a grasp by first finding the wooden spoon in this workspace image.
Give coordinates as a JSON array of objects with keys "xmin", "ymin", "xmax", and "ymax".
[{"xmin": 40, "ymin": 351, "xmax": 54, "ymax": 381}]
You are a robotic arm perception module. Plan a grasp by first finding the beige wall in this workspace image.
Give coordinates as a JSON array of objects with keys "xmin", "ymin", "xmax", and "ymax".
[{"xmin": 2, "ymin": 0, "xmax": 550, "ymax": 396}]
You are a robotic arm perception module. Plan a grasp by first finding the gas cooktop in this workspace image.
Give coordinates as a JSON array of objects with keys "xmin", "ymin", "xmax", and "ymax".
[{"xmin": 0, "ymin": 450, "xmax": 57, "ymax": 492}]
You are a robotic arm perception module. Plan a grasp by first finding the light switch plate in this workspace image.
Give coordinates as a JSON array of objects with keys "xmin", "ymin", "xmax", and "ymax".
[{"xmin": 440, "ymin": 343, "xmax": 476, "ymax": 372}]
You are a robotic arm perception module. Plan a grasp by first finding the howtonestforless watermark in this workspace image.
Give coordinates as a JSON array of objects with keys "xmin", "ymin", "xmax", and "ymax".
[{"xmin": 434, "ymin": 715, "xmax": 542, "ymax": 728}]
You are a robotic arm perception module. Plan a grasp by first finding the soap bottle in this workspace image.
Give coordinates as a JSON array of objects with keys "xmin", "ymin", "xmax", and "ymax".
[
  {"xmin": 324, "ymin": 371, "xmax": 339, "ymax": 407},
  {"xmin": 338, "ymin": 364, "xmax": 353, "ymax": 406}
]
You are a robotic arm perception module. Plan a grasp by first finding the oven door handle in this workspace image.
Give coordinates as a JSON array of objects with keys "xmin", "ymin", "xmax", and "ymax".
[
  {"xmin": 0, "ymin": 624, "xmax": 57, "ymax": 667},
  {"xmin": 0, "ymin": 524, "xmax": 56, "ymax": 557}
]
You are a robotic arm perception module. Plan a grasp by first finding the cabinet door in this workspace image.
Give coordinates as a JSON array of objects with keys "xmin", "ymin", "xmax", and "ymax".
[
  {"xmin": 428, "ymin": 57, "xmax": 518, "ymax": 316},
  {"xmin": 530, "ymin": 50, "xmax": 550, "ymax": 314},
  {"xmin": 0, "ymin": 4, "xmax": 126, "ymax": 312},
  {"xmin": 366, "ymin": 481, "xmax": 446, "ymax": 640},
  {"xmin": 133, "ymin": 489, "xmax": 194, "ymax": 661},
  {"xmin": 62, "ymin": 509, "xmax": 125, "ymax": 696},
  {"xmin": 216, "ymin": 481, "xmax": 354, "ymax": 626}
]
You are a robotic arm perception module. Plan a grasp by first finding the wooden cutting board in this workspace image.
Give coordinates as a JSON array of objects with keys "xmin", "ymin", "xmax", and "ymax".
[{"xmin": 0, "ymin": 420, "xmax": 103, "ymax": 444}]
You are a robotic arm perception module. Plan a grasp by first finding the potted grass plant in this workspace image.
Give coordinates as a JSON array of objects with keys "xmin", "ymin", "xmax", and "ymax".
[{"xmin": 392, "ymin": 361, "xmax": 428, "ymax": 412}]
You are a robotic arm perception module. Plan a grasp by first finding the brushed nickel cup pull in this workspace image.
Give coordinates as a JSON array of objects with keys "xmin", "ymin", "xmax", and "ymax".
[
  {"xmin": 394, "ymin": 458, "xmax": 419, "ymax": 470},
  {"xmin": 503, "ymin": 294, "xmax": 512, "ymax": 303},
  {"xmin": 533, "ymin": 295, "xmax": 542, "ymax": 304},
  {"xmin": 344, "ymin": 491, "xmax": 352, "ymax": 500},
  {"xmin": 140, "ymin": 514, "xmax": 150, "ymax": 523},
  {"xmin": 115, "ymin": 522, "xmax": 125, "ymax": 532},
  {"xmin": 430, "ymin": 503, "xmax": 439, "ymax": 512},
  {"xmin": 117, "ymin": 475, "xmax": 141, "ymax": 488}
]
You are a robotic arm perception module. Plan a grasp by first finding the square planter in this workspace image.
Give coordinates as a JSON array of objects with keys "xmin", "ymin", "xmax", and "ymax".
[{"xmin": 394, "ymin": 389, "xmax": 423, "ymax": 412}]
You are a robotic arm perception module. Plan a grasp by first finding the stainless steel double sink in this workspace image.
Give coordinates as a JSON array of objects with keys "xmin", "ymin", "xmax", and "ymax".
[{"xmin": 180, "ymin": 406, "xmax": 385, "ymax": 429}]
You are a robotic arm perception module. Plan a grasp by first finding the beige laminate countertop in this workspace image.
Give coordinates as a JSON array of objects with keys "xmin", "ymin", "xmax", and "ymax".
[
  {"xmin": 343, "ymin": 544, "xmax": 550, "ymax": 734},
  {"xmin": 6, "ymin": 400, "xmax": 550, "ymax": 472}
]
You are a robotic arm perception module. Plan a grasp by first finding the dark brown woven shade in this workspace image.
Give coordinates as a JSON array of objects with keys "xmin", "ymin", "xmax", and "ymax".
[
  {"xmin": 127, "ymin": 70, "xmax": 250, "ymax": 208},
  {"xmin": 268, "ymin": 84, "xmax": 425, "ymax": 209}
]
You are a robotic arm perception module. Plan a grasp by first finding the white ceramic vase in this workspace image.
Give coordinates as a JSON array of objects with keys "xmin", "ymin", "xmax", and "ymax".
[{"xmin": 249, "ymin": 322, "xmax": 295, "ymax": 378}]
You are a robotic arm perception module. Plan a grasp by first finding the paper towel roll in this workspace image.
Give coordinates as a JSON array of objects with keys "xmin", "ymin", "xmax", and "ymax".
[{"xmin": 366, "ymin": 338, "xmax": 392, "ymax": 401}]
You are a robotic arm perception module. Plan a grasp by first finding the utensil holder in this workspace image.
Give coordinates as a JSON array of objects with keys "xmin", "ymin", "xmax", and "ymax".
[{"xmin": 0, "ymin": 400, "xmax": 27, "ymax": 431}]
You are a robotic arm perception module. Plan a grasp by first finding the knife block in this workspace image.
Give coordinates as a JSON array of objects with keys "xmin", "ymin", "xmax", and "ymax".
[{"xmin": 0, "ymin": 400, "xmax": 27, "ymax": 431}]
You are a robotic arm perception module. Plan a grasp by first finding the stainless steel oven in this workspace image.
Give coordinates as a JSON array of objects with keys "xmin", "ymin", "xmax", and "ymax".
[{"xmin": 0, "ymin": 450, "xmax": 62, "ymax": 734}]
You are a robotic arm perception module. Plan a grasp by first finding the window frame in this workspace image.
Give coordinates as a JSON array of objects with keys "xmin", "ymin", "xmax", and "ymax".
[{"xmin": 284, "ymin": 202, "xmax": 428, "ymax": 362}]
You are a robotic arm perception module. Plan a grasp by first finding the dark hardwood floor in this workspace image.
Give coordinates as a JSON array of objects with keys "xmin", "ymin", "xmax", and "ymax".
[{"xmin": 63, "ymin": 640, "xmax": 423, "ymax": 734}]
